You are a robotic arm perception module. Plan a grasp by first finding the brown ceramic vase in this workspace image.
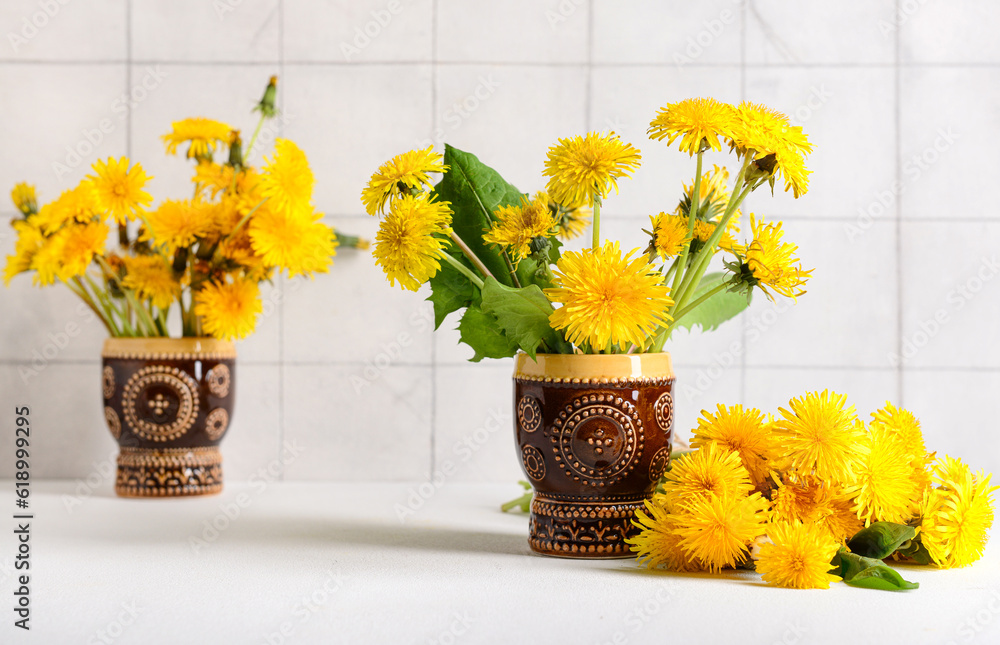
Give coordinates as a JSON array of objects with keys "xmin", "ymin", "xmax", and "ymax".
[
  {"xmin": 101, "ymin": 338, "xmax": 236, "ymax": 498},
  {"xmin": 513, "ymin": 352, "xmax": 675, "ymax": 558}
]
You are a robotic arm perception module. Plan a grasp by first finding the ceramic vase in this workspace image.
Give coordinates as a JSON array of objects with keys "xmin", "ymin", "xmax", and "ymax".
[
  {"xmin": 101, "ymin": 338, "xmax": 235, "ymax": 498},
  {"xmin": 513, "ymin": 352, "xmax": 675, "ymax": 558}
]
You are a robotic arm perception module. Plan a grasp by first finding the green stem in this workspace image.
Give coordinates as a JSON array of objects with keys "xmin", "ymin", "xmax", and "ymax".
[
  {"xmin": 222, "ymin": 197, "xmax": 269, "ymax": 247},
  {"xmin": 591, "ymin": 194, "xmax": 602, "ymax": 249},
  {"xmin": 67, "ymin": 278, "xmax": 116, "ymax": 336},
  {"xmin": 441, "ymin": 252, "xmax": 485, "ymax": 290},
  {"xmin": 670, "ymin": 150, "xmax": 703, "ymax": 297},
  {"xmin": 662, "ymin": 283, "xmax": 727, "ymax": 337},
  {"xmin": 243, "ymin": 113, "xmax": 267, "ymax": 165},
  {"xmin": 448, "ymin": 232, "xmax": 494, "ymax": 282},
  {"xmin": 500, "ymin": 491, "xmax": 532, "ymax": 513}
]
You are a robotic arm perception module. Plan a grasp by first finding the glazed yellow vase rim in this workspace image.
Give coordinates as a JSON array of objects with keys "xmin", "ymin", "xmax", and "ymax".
[
  {"xmin": 514, "ymin": 352, "xmax": 674, "ymax": 379},
  {"xmin": 102, "ymin": 337, "xmax": 236, "ymax": 358}
]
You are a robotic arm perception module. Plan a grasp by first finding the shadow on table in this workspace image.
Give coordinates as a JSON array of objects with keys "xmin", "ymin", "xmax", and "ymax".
[{"xmin": 229, "ymin": 515, "xmax": 534, "ymax": 557}]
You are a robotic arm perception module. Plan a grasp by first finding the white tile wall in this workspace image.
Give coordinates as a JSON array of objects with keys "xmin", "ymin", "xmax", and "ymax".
[{"xmin": 1, "ymin": 1, "xmax": 998, "ymax": 482}]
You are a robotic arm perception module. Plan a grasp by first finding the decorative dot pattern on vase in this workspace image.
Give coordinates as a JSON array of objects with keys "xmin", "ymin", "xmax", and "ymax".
[
  {"xmin": 517, "ymin": 395, "xmax": 542, "ymax": 433},
  {"xmin": 653, "ymin": 391, "xmax": 673, "ymax": 435},
  {"xmin": 522, "ymin": 445, "xmax": 546, "ymax": 481},
  {"xmin": 551, "ymin": 395, "xmax": 643, "ymax": 487},
  {"xmin": 122, "ymin": 365, "xmax": 200, "ymax": 442},
  {"xmin": 206, "ymin": 364, "xmax": 231, "ymax": 398},
  {"xmin": 102, "ymin": 366, "xmax": 116, "ymax": 400},
  {"xmin": 204, "ymin": 408, "xmax": 229, "ymax": 441}
]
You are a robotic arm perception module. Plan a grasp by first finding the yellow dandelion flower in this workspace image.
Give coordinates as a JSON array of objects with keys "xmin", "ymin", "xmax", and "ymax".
[
  {"xmin": 546, "ymin": 242, "xmax": 672, "ymax": 350},
  {"xmin": 121, "ymin": 255, "xmax": 180, "ymax": 310},
  {"xmin": 194, "ymin": 277, "xmax": 262, "ymax": 341},
  {"xmin": 143, "ymin": 199, "xmax": 212, "ymax": 252},
  {"xmin": 730, "ymin": 102, "xmax": 799, "ymax": 153},
  {"xmin": 871, "ymin": 402, "xmax": 929, "ymax": 462},
  {"xmin": 362, "ymin": 146, "xmax": 447, "ymax": 216},
  {"xmin": 848, "ymin": 423, "xmax": 926, "ymax": 525},
  {"xmin": 757, "ymin": 521, "xmax": 841, "ymax": 589},
  {"xmin": 691, "ymin": 404, "xmax": 774, "ymax": 490},
  {"xmin": 672, "ymin": 492, "xmax": 769, "ymax": 572},
  {"xmin": 743, "ymin": 214, "xmax": 812, "ymax": 301},
  {"xmin": 33, "ymin": 183, "xmax": 100, "ymax": 234},
  {"xmin": 648, "ymin": 213, "xmax": 689, "ymax": 260},
  {"xmin": 661, "ymin": 444, "xmax": 755, "ymax": 511},
  {"xmin": 543, "ymin": 132, "xmax": 641, "ymax": 208},
  {"xmin": 54, "ymin": 222, "xmax": 109, "ymax": 281},
  {"xmin": 373, "ymin": 194, "xmax": 453, "ymax": 292},
  {"xmin": 87, "ymin": 157, "xmax": 153, "ymax": 224},
  {"xmin": 730, "ymin": 102, "xmax": 812, "ymax": 198},
  {"xmin": 919, "ymin": 456, "xmax": 997, "ymax": 568},
  {"xmin": 648, "ymin": 98, "xmax": 736, "ymax": 156},
  {"xmin": 775, "ymin": 146, "xmax": 811, "ymax": 199},
  {"xmin": 249, "ymin": 206, "xmax": 337, "ymax": 278},
  {"xmin": 260, "ymin": 139, "xmax": 315, "ymax": 215},
  {"xmin": 770, "ymin": 476, "xmax": 863, "ymax": 543},
  {"xmin": 162, "ymin": 117, "xmax": 232, "ymax": 159},
  {"xmin": 772, "ymin": 389, "xmax": 864, "ymax": 484},
  {"xmin": 675, "ymin": 165, "xmax": 734, "ymax": 225},
  {"xmin": 11, "ymin": 182, "xmax": 37, "ymax": 216},
  {"xmin": 628, "ymin": 499, "xmax": 701, "ymax": 572},
  {"xmin": 553, "ymin": 204, "xmax": 590, "ymax": 241},
  {"xmin": 3, "ymin": 221, "xmax": 44, "ymax": 285},
  {"xmin": 29, "ymin": 235, "xmax": 63, "ymax": 287},
  {"xmin": 483, "ymin": 192, "xmax": 557, "ymax": 264}
]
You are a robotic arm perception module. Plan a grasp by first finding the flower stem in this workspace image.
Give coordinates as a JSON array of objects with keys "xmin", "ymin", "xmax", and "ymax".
[
  {"xmin": 670, "ymin": 150, "xmax": 703, "ymax": 297},
  {"xmin": 67, "ymin": 278, "xmax": 116, "ymax": 336},
  {"xmin": 591, "ymin": 194, "xmax": 602, "ymax": 249},
  {"xmin": 243, "ymin": 113, "xmax": 267, "ymax": 165},
  {"xmin": 661, "ymin": 282, "xmax": 727, "ymax": 337},
  {"xmin": 441, "ymin": 251, "xmax": 485, "ymax": 290},
  {"xmin": 448, "ymin": 231, "xmax": 494, "ymax": 282}
]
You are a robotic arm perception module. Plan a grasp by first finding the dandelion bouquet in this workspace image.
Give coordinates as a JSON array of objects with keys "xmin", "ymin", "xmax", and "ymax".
[
  {"xmin": 4, "ymin": 77, "xmax": 365, "ymax": 340},
  {"xmin": 629, "ymin": 392, "xmax": 997, "ymax": 590},
  {"xmin": 364, "ymin": 98, "xmax": 812, "ymax": 358}
]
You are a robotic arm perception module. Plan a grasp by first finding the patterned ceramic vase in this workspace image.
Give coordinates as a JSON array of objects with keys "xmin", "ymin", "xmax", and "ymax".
[
  {"xmin": 513, "ymin": 352, "xmax": 675, "ymax": 558},
  {"xmin": 101, "ymin": 338, "xmax": 236, "ymax": 498}
]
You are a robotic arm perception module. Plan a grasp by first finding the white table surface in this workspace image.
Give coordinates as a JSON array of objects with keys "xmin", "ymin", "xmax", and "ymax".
[{"xmin": 1, "ymin": 480, "xmax": 998, "ymax": 645}]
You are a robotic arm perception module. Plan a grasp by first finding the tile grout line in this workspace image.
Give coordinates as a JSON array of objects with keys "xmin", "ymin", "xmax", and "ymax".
[
  {"xmin": 585, "ymin": 0, "xmax": 594, "ymax": 129},
  {"xmin": 428, "ymin": 0, "xmax": 439, "ymax": 481},
  {"xmin": 738, "ymin": 0, "xmax": 747, "ymax": 409},
  {"xmin": 894, "ymin": 0, "xmax": 904, "ymax": 405},
  {"xmin": 125, "ymin": 0, "xmax": 132, "ymax": 158},
  {"xmin": 277, "ymin": 0, "xmax": 287, "ymax": 480}
]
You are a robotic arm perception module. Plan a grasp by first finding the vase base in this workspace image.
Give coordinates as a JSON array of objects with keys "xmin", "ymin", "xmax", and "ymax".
[
  {"xmin": 115, "ymin": 446, "xmax": 223, "ymax": 498},
  {"xmin": 527, "ymin": 494, "xmax": 647, "ymax": 559}
]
